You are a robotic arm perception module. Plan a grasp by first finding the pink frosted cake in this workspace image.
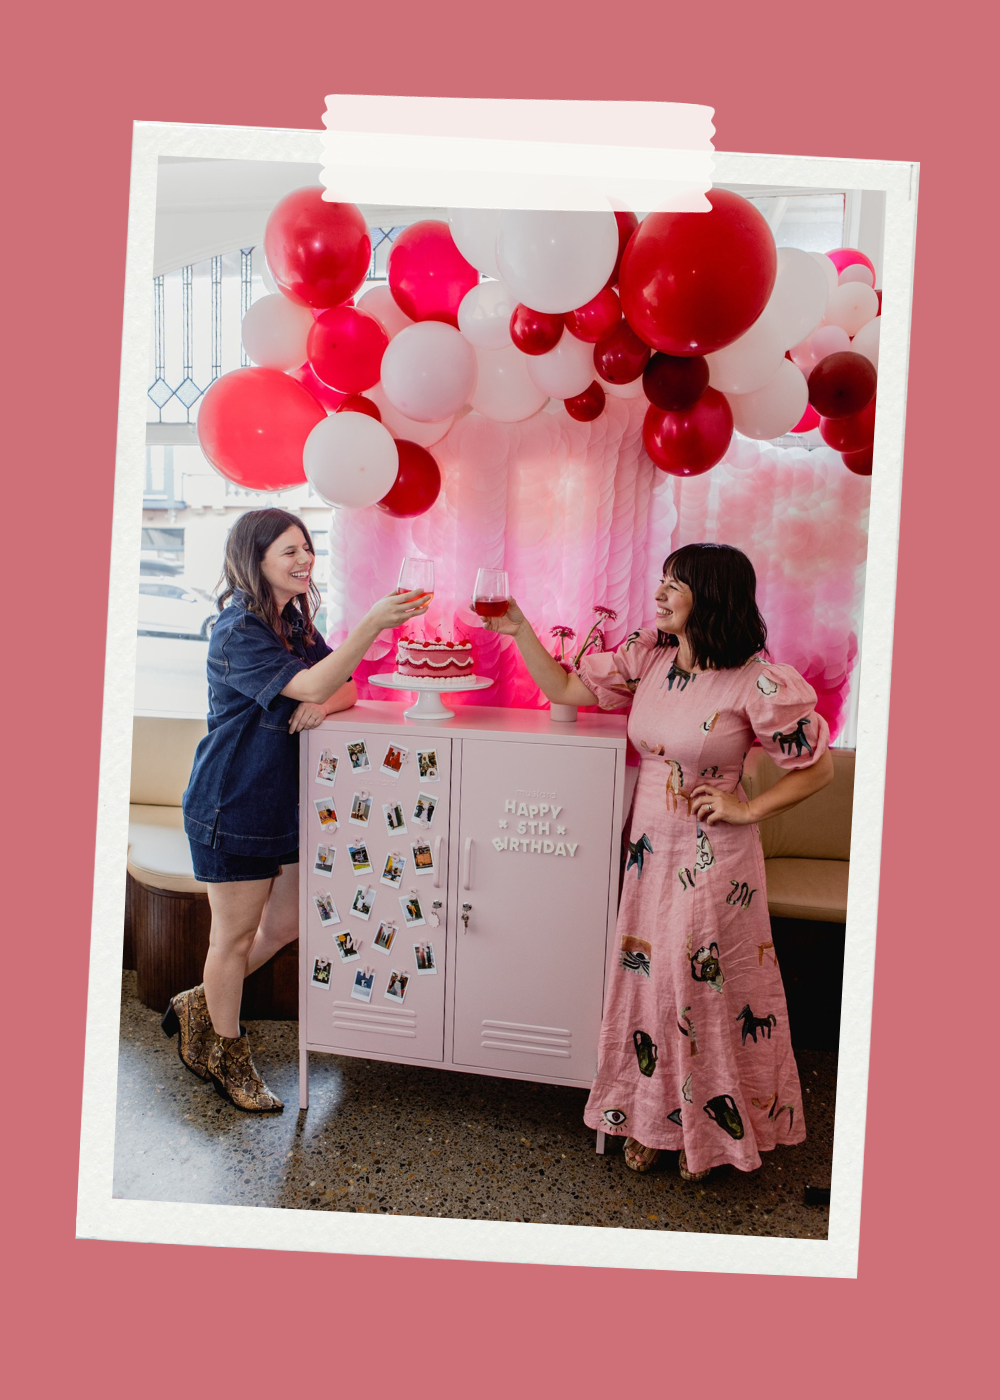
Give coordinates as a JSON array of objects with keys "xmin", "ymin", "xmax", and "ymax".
[{"xmin": 396, "ymin": 637, "xmax": 475, "ymax": 682}]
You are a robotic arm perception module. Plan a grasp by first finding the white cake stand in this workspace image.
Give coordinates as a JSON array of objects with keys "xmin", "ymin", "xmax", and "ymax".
[{"xmin": 369, "ymin": 672, "xmax": 495, "ymax": 721}]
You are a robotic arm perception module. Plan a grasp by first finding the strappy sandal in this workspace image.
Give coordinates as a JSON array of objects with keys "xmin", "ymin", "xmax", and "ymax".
[
  {"xmin": 678, "ymin": 1149, "xmax": 710, "ymax": 1182},
  {"xmin": 623, "ymin": 1137, "xmax": 661, "ymax": 1173}
]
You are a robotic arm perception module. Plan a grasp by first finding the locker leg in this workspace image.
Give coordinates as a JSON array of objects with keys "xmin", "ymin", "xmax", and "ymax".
[
  {"xmin": 595, "ymin": 1130, "xmax": 607, "ymax": 1156},
  {"xmin": 299, "ymin": 1046, "xmax": 309, "ymax": 1111}
]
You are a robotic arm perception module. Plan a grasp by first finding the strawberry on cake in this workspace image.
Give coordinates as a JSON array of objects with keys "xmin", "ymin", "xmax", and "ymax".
[{"xmin": 396, "ymin": 637, "xmax": 475, "ymax": 683}]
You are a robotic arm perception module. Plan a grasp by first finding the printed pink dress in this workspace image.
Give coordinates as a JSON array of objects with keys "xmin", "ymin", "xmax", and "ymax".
[{"xmin": 578, "ymin": 630, "xmax": 830, "ymax": 1174}]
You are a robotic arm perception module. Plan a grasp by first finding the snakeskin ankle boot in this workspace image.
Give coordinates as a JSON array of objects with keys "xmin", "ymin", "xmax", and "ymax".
[
  {"xmin": 206, "ymin": 1031, "xmax": 284, "ymax": 1113},
  {"xmin": 161, "ymin": 984, "xmax": 214, "ymax": 1081}
]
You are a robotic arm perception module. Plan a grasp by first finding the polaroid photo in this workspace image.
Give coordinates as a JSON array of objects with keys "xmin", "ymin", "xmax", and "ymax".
[
  {"xmin": 314, "ymin": 797, "xmax": 338, "ymax": 833},
  {"xmin": 385, "ymin": 969, "xmax": 409, "ymax": 1004},
  {"xmin": 313, "ymin": 891, "xmax": 339, "ymax": 928},
  {"xmin": 313, "ymin": 844, "xmax": 336, "ymax": 878},
  {"xmin": 411, "ymin": 840, "xmax": 435, "ymax": 876},
  {"xmin": 351, "ymin": 885, "xmax": 376, "ymax": 921},
  {"xmin": 311, "ymin": 958, "xmax": 332, "ymax": 989},
  {"xmin": 334, "ymin": 929, "xmax": 361, "ymax": 963},
  {"xmin": 416, "ymin": 749, "xmax": 439, "ymax": 782},
  {"xmin": 380, "ymin": 743, "xmax": 408, "ymax": 779},
  {"xmin": 373, "ymin": 920, "xmax": 398, "ymax": 956},
  {"xmin": 399, "ymin": 893, "xmax": 426, "ymax": 928},
  {"xmin": 350, "ymin": 966, "xmax": 375, "ymax": 1004},
  {"xmin": 383, "ymin": 800, "xmax": 408, "ymax": 836},
  {"xmin": 380, "ymin": 852, "xmax": 406, "ymax": 888},
  {"xmin": 346, "ymin": 740, "xmax": 371, "ymax": 774},
  {"xmin": 413, "ymin": 940, "xmax": 437, "ymax": 975},
  {"xmin": 349, "ymin": 792, "xmax": 372, "ymax": 828},
  {"xmin": 315, "ymin": 749, "xmax": 339, "ymax": 787},
  {"xmin": 348, "ymin": 842, "xmax": 373, "ymax": 875},
  {"xmin": 411, "ymin": 791, "xmax": 437, "ymax": 828}
]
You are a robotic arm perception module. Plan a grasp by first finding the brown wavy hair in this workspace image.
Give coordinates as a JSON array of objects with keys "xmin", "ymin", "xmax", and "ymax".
[
  {"xmin": 218, "ymin": 509, "xmax": 321, "ymax": 650},
  {"xmin": 661, "ymin": 543, "xmax": 768, "ymax": 671}
]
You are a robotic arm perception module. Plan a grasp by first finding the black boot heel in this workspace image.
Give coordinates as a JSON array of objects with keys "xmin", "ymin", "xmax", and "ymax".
[{"xmin": 161, "ymin": 1003, "xmax": 180, "ymax": 1038}]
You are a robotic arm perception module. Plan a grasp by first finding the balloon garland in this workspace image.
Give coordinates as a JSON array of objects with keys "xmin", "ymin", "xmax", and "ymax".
[{"xmin": 197, "ymin": 184, "xmax": 881, "ymax": 510}]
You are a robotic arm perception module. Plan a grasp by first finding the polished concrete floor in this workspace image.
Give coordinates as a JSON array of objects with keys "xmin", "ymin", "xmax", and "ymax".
[{"xmin": 114, "ymin": 973, "xmax": 836, "ymax": 1237}]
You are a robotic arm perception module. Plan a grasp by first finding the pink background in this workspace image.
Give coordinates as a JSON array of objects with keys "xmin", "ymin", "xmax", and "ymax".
[{"xmin": 5, "ymin": 1, "xmax": 989, "ymax": 1393}]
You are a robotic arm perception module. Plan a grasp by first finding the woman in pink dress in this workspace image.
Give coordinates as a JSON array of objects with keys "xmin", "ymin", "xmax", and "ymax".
[{"xmin": 483, "ymin": 543, "xmax": 833, "ymax": 1179}]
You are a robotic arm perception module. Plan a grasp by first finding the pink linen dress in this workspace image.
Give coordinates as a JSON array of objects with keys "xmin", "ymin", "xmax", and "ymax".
[{"xmin": 578, "ymin": 630, "xmax": 830, "ymax": 1174}]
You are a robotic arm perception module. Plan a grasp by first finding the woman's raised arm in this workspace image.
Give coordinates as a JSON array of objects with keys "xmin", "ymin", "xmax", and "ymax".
[
  {"xmin": 281, "ymin": 590, "xmax": 428, "ymax": 705},
  {"xmin": 483, "ymin": 601, "xmax": 598, "ymax": 707}
]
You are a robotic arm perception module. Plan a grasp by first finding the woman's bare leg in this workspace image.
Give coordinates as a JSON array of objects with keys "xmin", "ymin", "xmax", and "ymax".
[
  {"xmin": 244, "ymin": 861, "xmax": 300, "ymax": 976},
  {"xmin": 203, "ymin": 878, "xmax": 273, "ymax": 1037}
]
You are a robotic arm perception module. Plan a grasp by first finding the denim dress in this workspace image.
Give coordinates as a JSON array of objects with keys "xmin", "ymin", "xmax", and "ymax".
[{"xmin": 182, "ymin": 592, "xmax": 333, "ymax": 859}]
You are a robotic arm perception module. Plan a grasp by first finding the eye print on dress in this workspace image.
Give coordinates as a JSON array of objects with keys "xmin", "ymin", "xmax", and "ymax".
[
  {"xmin": 667, "ymin": 1108, "xmax": 683, "ymax": 1126},
  {"xmin": 601, "ymin": 1108, "xmax": 628, "ymax": 1129},
  {"xmin": 620, "ymin": 935, "xmax": 652, "ymax": 978}
]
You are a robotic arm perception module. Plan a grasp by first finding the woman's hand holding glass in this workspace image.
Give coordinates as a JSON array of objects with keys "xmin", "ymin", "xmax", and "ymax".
[
  {"xmin": 476, "ymin": 597, "xmax": 525, "ymax": 636},
  {"xmin": 365, "ymin": 589, "xmax": 431, "ymax": 634}
]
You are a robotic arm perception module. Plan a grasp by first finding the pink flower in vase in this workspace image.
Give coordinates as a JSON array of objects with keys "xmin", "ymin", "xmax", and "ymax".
[{"xmin": 550, "ymin": 625, "xmax": 576, "ymax": 663}]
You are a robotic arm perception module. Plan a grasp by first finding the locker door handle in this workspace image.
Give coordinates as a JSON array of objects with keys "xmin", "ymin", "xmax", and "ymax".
[
  {"xmin": 462, "ymin": 837, "xmax": 473, "ymax": 890},
  {"xmin": 433, "ymin": 836, "xmax": 444, "ymax": 888}
]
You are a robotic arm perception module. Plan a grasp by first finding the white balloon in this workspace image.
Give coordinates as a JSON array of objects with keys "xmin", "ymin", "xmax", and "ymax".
[
  {"xmin": 728, "ymin": 359, "xmax": 808, "ymax": 440},
  {"xmin": 240, "ymin": 294, "xmax": 314, "ymax": 371},
  {"xmin": 258, "ymin": 253, "xmax": 278, "ymax": 295},
  {"xmin": 810, "ymin": 251, "xmax": 839, "ymax": 298},
  {"xmin": 789, "ymin": 323, "xmax": 851, "ymax": 374},
  {"xmin": 767, "ymin": 248, "xmax": 829, "ymax": 350},
  {"xmin": 380, "ymin": 322, "xmax": 478, "ymax": 422},
  {"xmin": 839, "ymin": 263, "xmax": 875, "ymax": 287},
  {"xmin": 851, "ymin": 317, "xmax": 880, "ymax": 370},
  {"xmin": 470, "ymin": 345, "xmax": 548, "ymax": 422},
  {"xmin": 824, "ymin": 282, "xmax": 880, "ymax": 336},
  {"xmin": 448, "ymin": 208, "xmax": 502, "ymax": 279},
  {"xmin": 356, "ymin": 284, "xmax": 413, "ymax": 339},
  {"xmin": 706, "ymin": 308, "xmax": 785, "ymax": 395},
  {"xmin": 525, "ymin": 331, "xmax": 595, "ymax": 399},
  {"xmin": 458, "ymin": 280, "xmax": 515, "ymax": 350},
  {"xmin": 602, "ymin": 373, "xmax": 646, "ymax": 399},
  {"xmin": 496, "ymin": 209, "xmax": 618, "ymax": 315},
  {"xmin": 303, "ymin": 413, "xmax": 399, "ymax": 509},
  {"xmin": 364, "ymin": 382, "xmax": 454, "ymax": 446}
]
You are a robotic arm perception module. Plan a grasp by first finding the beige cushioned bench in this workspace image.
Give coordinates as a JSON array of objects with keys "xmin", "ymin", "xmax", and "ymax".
[{"xmin": 128, "ymin": 718, "xmax": 208, "ymax": 895}]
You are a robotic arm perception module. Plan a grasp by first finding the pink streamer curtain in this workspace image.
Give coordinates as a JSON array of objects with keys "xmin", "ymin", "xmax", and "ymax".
[{"xmin": 325, "ymin": 396, "xmax": 869, "ymax": 739}]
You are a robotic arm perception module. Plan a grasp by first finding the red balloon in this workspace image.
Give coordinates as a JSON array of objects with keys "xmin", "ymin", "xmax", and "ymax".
[
  {"xmin": 606, "ymin": 210, "xmax": 639, "ymax": 287},
  {"xmin": 386, "ymin": 220, "xmax": 478, "ymax": 327},
  {"xmin": 510, "ymin": 304, "xmax": 565, "ymax": 355},
  {"xmin": 819, "ymin": 397, "xmax": 877, "ymax": 452},
  {"xmin": 789, "ymin": 403, "xmax": 820, "ymax": 434},
  {"xmin": 594, "ymin": 319, "xmax": 650, "ymax": 384},
  {"xmin": 875, "ymin": 289, "xmax": 882, "ymax": 315},
  {"xmin": 826, "ymin": 247, "xmax": 877, "ymax": 282},
  {"xmin": 564, "ymin": 381, "xmax": 606, "ymax": 422},
  {"xmin": 642, "ymin": 353, "xmax": 709, "ymax": 411},
  {"xmin": 642, "ymin": 390, "xmax": 733, "ymax": 476},
  {"xmin": 619, "ymin": 189, "xmax": 777, "ymax": 356},
  {"xmin": 564, "ymin": 287, "xmax": 622, "ymax": 343},
  {"xmin": 288, "ymin": 362, "xmax": 346, "ymax": 412},
  {"xmin": 842, "ymin": 446, "xmax": 873, "ymax": 476},
  {"xmin": 197, "ymin": 368, "xmax": 324, "ymax": 490},
  {"xmin": 336, "ymin": 395, "xmax": 381, "ymax": 421},
  {"xmin": 807, "ymin": 351, "xmax": 877, "ymax": 418},
  {"xmin": 307, "ymin": 305, "xmax": 388, "ymax": 394},
  {"xmin": 375, "ymin": 441, "xmax": 441, "ymax": 518},
  {"xmin": 263, "ymin": 188, "xmax": 371, "ymax": 309}
]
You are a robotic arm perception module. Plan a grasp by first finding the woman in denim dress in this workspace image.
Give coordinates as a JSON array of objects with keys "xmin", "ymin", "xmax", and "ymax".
[{"xmin": 164, "ymin": 509, "xmax": 429, "ymax": 1112}]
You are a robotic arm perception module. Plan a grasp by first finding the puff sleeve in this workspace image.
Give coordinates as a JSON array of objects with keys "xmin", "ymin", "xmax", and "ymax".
[
  {"xmin": 577, "ymin": 629, "xmax": 661, "ymax": 711},
  {"xmin": 744, "ymin": 662, "xmax": 831, "ymax": 770}
]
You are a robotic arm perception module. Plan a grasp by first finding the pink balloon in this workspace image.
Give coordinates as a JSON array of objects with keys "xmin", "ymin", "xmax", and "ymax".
[
  {"xmin": 307, "ymin": 305, "xmax": 388, "ymax": 394},
  {"xmin": 387, "ymin": 220, "xmax": 479, "ymax": 327},
  {"xmin": 789, "ymin": 403, "xmax": 820, "ymax": 434},
  {"xmin": 288, "ymin": 362, "xmax": 346, "ymax": 412},
  {"xmin": 789, "ymin": 324, "xmax": 851, "ymax": 375}
]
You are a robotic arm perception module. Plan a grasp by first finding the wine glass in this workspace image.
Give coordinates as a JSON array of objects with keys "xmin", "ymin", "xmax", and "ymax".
[
  {"xmin": 397, "ymin": 557, "xmax": 434, "ymax": 605},
  {"xmin": 472, "ymin": 567, "xmax": 509, "ymax": 618}
]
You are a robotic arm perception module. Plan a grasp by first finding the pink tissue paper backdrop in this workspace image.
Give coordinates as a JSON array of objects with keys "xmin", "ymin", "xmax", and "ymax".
[{"xmin": 2, "ymin": 1, "xmax": 993, "ymax": 1396}]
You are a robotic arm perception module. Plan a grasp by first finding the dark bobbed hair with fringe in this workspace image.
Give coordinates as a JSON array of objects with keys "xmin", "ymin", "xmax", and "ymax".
[
  {"xmin": 661, "ymin": 542, "xmax": 768, "ymax": 671},
  {"xmin": 218, "ymin": 508, "xmax": 321, "ymax": 651}
]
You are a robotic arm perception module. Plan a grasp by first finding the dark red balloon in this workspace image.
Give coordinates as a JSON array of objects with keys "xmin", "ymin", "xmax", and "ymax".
[
  {"xmin": 510, "ymin": 304, "xmax": 564, "ymax": 355},
  {"xmin": 197, "ymin": 368, "xmax": 324, "ymax": 490},
  {"xmin": 386, "ymin": 220, "xmax": 479, "ymax": 327},
  {"xmin": 642, "ymin": 390, "xmax": 733, "ymax": 476},
  {"xmin": 807, "ymin": 351, "xmax": 877, "ymax": 418},
  {"xmin": 819, "ymin": 397, "xmax": 877, "ymax": 453},
  {"xmin": 564, "ymin": 288, "xmax": 622, "ymax": 343},
  {"xmin": 606, "ymin": 210, "xmax": 639, "ymax": 287},
  {"xmin": 875, "ymin": 289, "xmax": 882, "ymax": 315},
  {"xmin": 564, "ymin": 381, "xmax": 606, "ymax": 422},
  {"xmin": 842, "ymin": 446, "xmax": 873, "ymax": 476},
  {"xmin": 789, "ymin": 403, "xmax": 820, "ymax": 434},
  {"xmin": 642, "ymin": 353, "xmax": 709, "ymax": 411},
  {"xmin": 594, "ymin": 320, "xmax": 651, "ymax": 384},
  {"xmin": 307, "ymin": 305, "xmax": 388, "ymax": 394},
  {"xmin": 263, "ymin": 188, "xmax": 371, "ymax": 309},
  {"xmin": 375, "ymin": 441, "xmax": 441, "ymax": 518},
  {"xmin": 619, "ymin": 189, "xmax": 777, "ymax": 356},
  {"xmin": 336, "ymin": 395, "xmax": 382, "ymax": 421},
  {"xmin": 288, "ymin": 362, "xmax": 346, "ymax": 412}
]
